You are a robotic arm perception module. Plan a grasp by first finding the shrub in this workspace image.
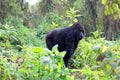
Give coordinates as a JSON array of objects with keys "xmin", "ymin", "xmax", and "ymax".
[{"xmin": 0, "ymin": 45, "xmax": 74, "ymax": 80}]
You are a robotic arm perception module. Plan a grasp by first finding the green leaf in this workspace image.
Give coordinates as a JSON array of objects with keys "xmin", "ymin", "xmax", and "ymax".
[
  {"xmin": 116, "ymin": 66, "xmax": 120, "ymax": 72},
  {"xmin": 109, "ymin": 62, "xmax": 117, "ymax": 69},
  {"xmin": 105, "ymin": 64, "xmax": 111, "ymax": 70},
  {"xmin": 33, "ymin": 47, "xmax": 45, "ymax": 53},
  {"xmin": 103, "ymin": 58, "xmax": 113, "ymax": 62},
  {"xmin": 92, "ymin": 46, "xmax": 101, "ymax": 51},
  {"xmin": 102, "ymin": 0, "xmax": 107, "ymax": 4},
  {"xmin": 105, "ymin": 5, "xmax": 113, "ymax": 15},
  {"xmin": 52, "ymin": 45, "xmax": 59, "ymax": 55},
  {"xmin": 112, "ymin": 3, "xmax": 119, "ymax": 10},
  {"xmin": 0, "ymin": 32, "xmax": 1, "ymax": 36}
]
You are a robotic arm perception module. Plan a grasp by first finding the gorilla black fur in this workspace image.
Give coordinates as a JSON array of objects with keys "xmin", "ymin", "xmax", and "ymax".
[{"xmin": 46, "ymin": 22, "xmax": 85, "ymax": 67}]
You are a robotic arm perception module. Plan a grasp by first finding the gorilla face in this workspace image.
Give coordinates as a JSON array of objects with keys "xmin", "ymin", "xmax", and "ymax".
[
  {"xmin": 79, "ymin": 31, "xmax": 84, "ymax": 39},
  {"xmin": 74, "ymin": 23, "xmax": 85, "ymax": 40}
]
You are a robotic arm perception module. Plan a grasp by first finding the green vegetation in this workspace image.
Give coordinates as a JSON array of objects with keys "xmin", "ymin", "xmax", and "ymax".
[
  {"xmin": 70, "ymin": 31, "xmax": 120, "ymax": 79},
  {"xmin": 0, "ymin": 0, "xmax": 120, "ymax": 80}
]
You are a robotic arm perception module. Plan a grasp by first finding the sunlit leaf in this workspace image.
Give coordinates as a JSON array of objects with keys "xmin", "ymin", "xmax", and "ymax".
[
  {"xmin": 33, "ymin": 47, "xmax": 45, "ymax": 53},
  {"xmin": 52, "ymin": 45, "xmax": 59, "ymax": 55},
  {"xmin": 74, "ymin": 19, "xmax": 78, "ymax": 22},
  {"xmin": 105, "ymin": 64, "xmax": 111, "ymax": 70},
  {"xmin": 101, "ymin": 46, "xmax": 107, "ymax": 53},
  {"xmin": 81, "ymin": 67, "xmax": 92, "ymax": 75},
  {"xmin": 105, "ymin": 5, "xmax": 110, "ymax": 15},
  {"xmin": 69, "ymin": 75, "xmax": 74, "ymax": 80},
  {"xmin": 70, "ymin": 69, "xmax": 81, "ymax": 72},
  {"xmin": 112, "ymin": 3, "xmax": 119, "ymax": 11},
  {"xmin": 0, "ymin": 32, "xmax": 1, "ymax": 36},
  {"xmin": 98, "ymin": 70, "xmax": 105, "ymax": 77},
  {"xmin": 102, "ymin": 0, "xmax": 107, "ymax": 4},
  {"xmin": 60, "ymin": 51, "xmax": 66, "ymax": 57}
]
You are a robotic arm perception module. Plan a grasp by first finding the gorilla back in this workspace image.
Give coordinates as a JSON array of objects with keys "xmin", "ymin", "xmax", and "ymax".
[{"xmin": 45, "ymin": 22, "xmax": 85, "ymax": 67}]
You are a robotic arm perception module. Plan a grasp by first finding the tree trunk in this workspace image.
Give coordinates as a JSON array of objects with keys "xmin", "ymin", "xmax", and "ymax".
[{"xmin": 85, "ymin": 0, "xmax": 97, "ymax": 31}]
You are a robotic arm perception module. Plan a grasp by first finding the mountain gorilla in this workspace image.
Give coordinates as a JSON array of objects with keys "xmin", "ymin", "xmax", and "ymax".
[{"xmin": 45, "ymin": 22, "xmax": 85, "ymax": 67}]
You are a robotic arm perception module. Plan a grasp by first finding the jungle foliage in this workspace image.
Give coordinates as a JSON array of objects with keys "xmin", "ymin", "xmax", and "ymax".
[{"xmin": 0, "ymin": 0, "xmax": 120, "ymax": 80}]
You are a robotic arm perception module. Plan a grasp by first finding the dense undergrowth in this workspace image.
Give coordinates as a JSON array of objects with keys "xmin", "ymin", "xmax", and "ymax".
[
  {"xmin": 0, "ymin": 0, "xmax": 120, "ymax": 80},
  {"xmin": 0, "ymin": 24, "xmax": 120, "ymax": 80},
  {"xmin": 0, "ymin": 15, "xmax": 120, "ymax": 80}
]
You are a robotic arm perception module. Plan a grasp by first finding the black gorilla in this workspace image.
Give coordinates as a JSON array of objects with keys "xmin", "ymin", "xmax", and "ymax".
[{"xmin": 45, "ymin": 22, "xmax": 85, "ymax": 67}]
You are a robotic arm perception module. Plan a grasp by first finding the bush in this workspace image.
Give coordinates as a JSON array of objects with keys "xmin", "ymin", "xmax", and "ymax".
[
  {"xmin": 69, "ymin": 31, "xmax": 120, "ymax": 79},
  {"xmin": 0, "ymin": 45, "xmax": 74, "ymax": 80},
  {"xmin": 39, "ymin": 45, "xmax": 74, "ymax": 80}
]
